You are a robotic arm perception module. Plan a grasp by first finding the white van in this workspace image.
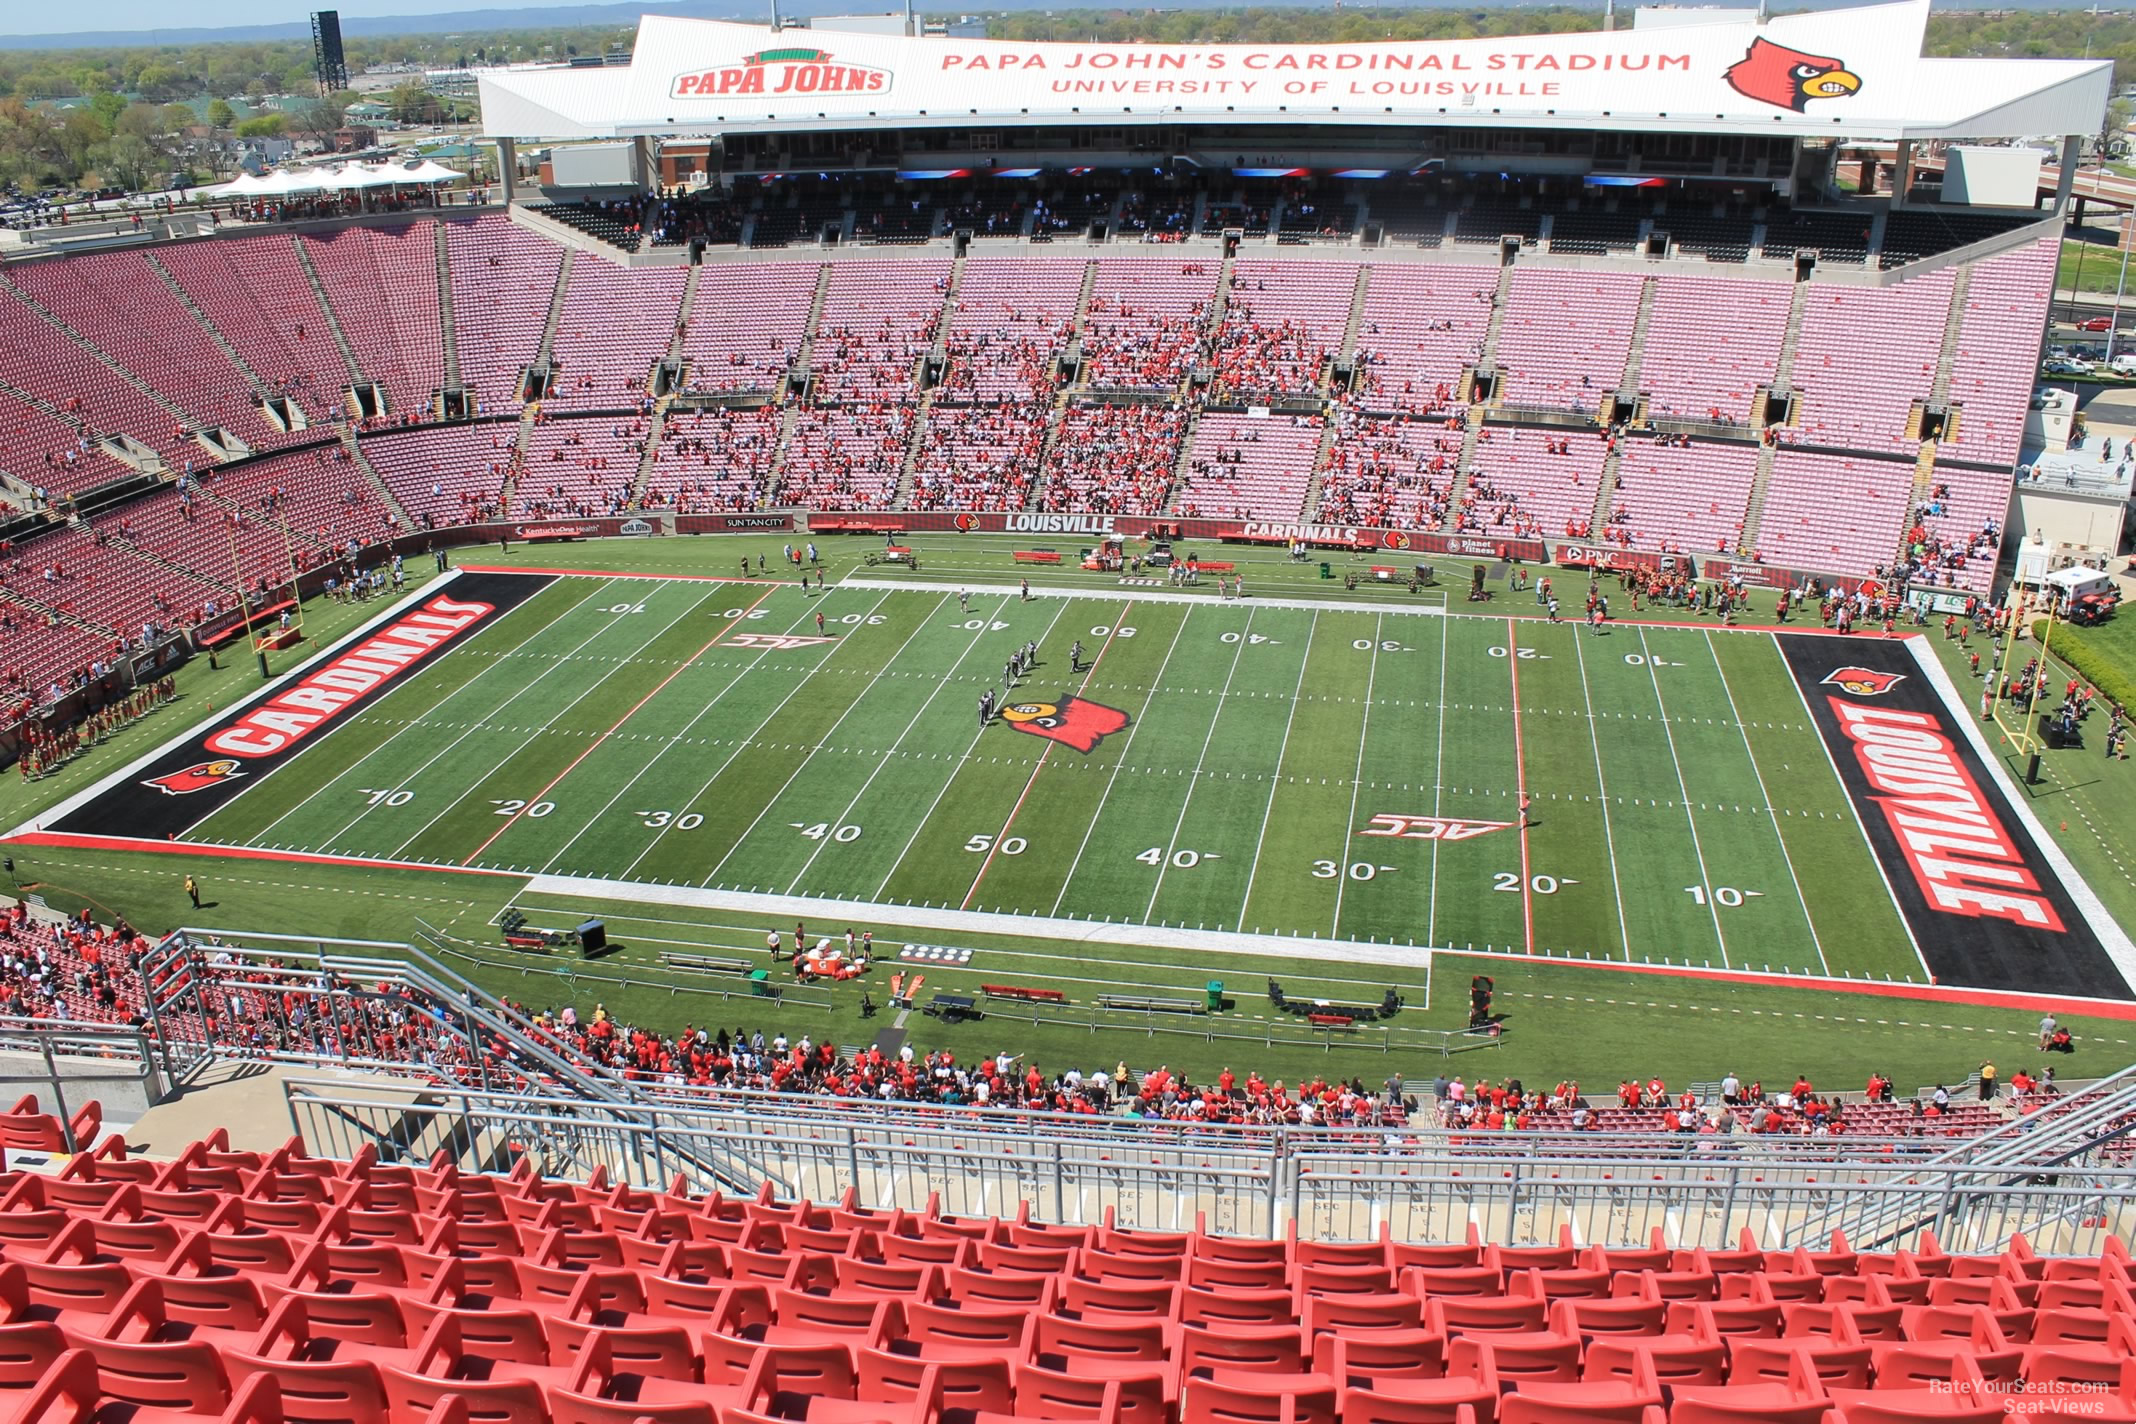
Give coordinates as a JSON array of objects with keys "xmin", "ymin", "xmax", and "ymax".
[
  {"xmin": 2113, "ymin": 353, "xmax": 2136, "ymax": 376},
  {"xmin": 2043, "ymin": 565, "xmax": 2117, "ymax": 606}
]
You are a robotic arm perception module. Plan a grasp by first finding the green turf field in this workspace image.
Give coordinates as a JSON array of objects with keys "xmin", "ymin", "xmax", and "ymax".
[
  {"xmin": 10, "ymin": 533, "xmax": 2136, "ymax": 1091},
  {"xmin": 146, "ymin": 565, "xmax": 1924, "ymax": 979}
]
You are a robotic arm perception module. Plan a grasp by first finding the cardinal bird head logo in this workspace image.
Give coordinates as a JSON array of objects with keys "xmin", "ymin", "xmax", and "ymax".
[
  {"xmin": 142, "ymin": 759, "xmax": 246, "ymax": 795},
  {"xmin": 1724, "ymin": 38, "xmax": 1861, "ymax": 111},
  {"xmin": 1000, "ymin": 696, "xmax": 1129, "ymax": 753},
  {"xmin": 1383, "ymin": 531, "xmax": 1411, "ymax": 551},
  {"xmin": 953, "ymin": 512, "xmax": 980, "ymax": 532},
  {"xmin": 1822, "ymin": 666, "xmax": 1906, "ymax": 697}
]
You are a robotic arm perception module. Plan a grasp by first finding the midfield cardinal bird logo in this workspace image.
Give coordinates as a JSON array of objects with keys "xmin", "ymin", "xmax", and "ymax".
[
  {"xmin": 142, "ymin": 759, "xmax": 245, "ymax": 795},
  {"xmin": 1000, "ymin": 696, "xmax": 1129, "ymax": 753},
  {"xmin": 1724, "ymin": 38, "xmax": 1862, "ymax": 111},
  {"xmin": 1822, "ymin": 666, "xmax": 1906, "ymax": 697}
]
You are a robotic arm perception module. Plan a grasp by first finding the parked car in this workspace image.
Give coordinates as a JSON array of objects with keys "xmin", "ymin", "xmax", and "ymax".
[
  {"xmin": 2078, "ymin": 316, "xmax": 2115, "ymax": 331},
  {"xmin": 2044, "ymin": 357, "xmax": 2096, "ymax": 375}
]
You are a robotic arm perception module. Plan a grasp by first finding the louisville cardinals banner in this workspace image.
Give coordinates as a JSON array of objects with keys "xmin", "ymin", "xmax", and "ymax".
[
  {"xmin": 1780, "ymin": 635, "xmax": 2130, "ymax": 999},
  {"xmin": 1000, "ymin": 695, "xmax": 1130, "ymax": 753},
  {"xmin": 803, "ymin": 509, "xmax": 1549, "ymax": 562},
  {"xmin": 52, "ymin": 572, "xmax": 554, "ymax": 843}
]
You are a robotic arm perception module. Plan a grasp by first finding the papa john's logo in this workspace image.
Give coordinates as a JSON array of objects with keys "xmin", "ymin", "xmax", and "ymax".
[
  {"xmin": 1822, "ymin": 665, "xmax": 1906, "ymax": 697},
  {"xmin": 672, "ymin": 48, "xmax": 891, "ymax": 99},
  {"xmin": 1000, "ymin": 696, "xmax": 1128, "ymax": 753},
  {"xmin": 1724, "ymin": 39, "xmax": 1861, "ymax": 112},
  {"xmin": 142, "ymin": 759, "xmax": 245, "ymax": 796}
]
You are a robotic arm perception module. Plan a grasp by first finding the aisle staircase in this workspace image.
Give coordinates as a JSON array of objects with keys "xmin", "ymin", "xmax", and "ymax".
[{"xmin": 291, "ymin": 237, "xmax": 364, "ymax": 386}]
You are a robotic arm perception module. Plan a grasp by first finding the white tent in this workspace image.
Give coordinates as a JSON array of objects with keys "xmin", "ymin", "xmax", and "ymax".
[
  {"xmin": 402, "ymin": 159, "xmax": 466, "ymax": 184},
  {"xmin": 256, "ymin": 169, "xmax": 330, "ymax": 196},
  {"xmin": 327, "ymin": 163, "xmax": 400, "ymax": 189},
  {"xmin": 205, "ymin": 171, "xmax": 273, "ymax": 197}
]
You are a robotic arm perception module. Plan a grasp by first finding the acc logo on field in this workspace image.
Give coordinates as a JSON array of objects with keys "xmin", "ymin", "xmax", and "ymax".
[
  {"xmin": 952, "ymin": 512, "xmax": 980, "ymax": 533},
  {"xmin": 1822, "ymin": 666, "xmax": 1906, "ymax": 697},
  {"xmin": 142, "ymin": 759, "xmax": 245, "ymax": 796},
  {"xmin": 1356, "ymin": 813, "xmax": 1511, "ymax": 841},
  {"xmin": 725, "ymin": 632, "xmax": 838, "ymax": 650},
  {"xmin": 1000, "ymin": 696, "xmax": 1129, "ymax": 753}
]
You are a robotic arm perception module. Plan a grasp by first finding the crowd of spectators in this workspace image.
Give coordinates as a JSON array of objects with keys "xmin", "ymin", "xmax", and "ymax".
[
  {"xmin": 1316, "ymin": 409, "xmax": 1458, "ymax": 530},
  {"xmin": 909, "ymin": 402, "xmax": 1047, "ymax": 511},
  {"xmin": 1037, "ymin": 403, "xmax": 1187, "ymax": 515}
]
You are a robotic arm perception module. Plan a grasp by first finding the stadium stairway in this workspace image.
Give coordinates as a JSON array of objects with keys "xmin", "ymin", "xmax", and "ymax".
[
  {"xmin": 142, "ymin": 254, "xmax": 281, "ymax": 421},
  {"xmin": 434, "ymin": 222, "xmax": 462, "ymax": 394},
  {"xmin": 338, "ymin": 427, "xmax": 416, "ymax": 531},
  {"xmin": 290, "ymin": 236, "xmax": 367, "ymax": 406}
]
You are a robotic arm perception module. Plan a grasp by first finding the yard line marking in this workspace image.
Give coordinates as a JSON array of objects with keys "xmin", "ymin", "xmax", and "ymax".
[
  {"xmin": 872, "ymin": 598, "xmax": 1072, "ymax": 901},
  {"xmin": 1335, "ymin": 613, "xmax": 1383, "ymax": 941},
  {"xmin": 1505, "ymin": 618, "xmax": 1535, "ymax": 957},
  {"xmin": 798, "ymin": 594, "xmax": 1013, "ymax": 898},
  {"xmin": 1637, "ymin": 627, "xmax": 1730, "ymax": 968},
  {"xmin": 1047, "ymin": 607, "xmax": 1194, "ymax": 918},
  {"xmin": 960, "ymin": 603, "xmax": 1137, "ymax": 911},
  {"xmin": 539, "ymin": 594, "xmax": 835, "ymax": 873},
  {"xmin": 707, "ymin": 593, "xmax": 1017, "ymax": 890},
  {"xmin": 1705, "ymin": 631, "xmax": 1830, "ymax": 977},
  {"xmin": 621, "ymin": 590, "xmax": 901, "ymax": 880},
  {"xmin": 1235, "ymin": 610, "xmax": 1317, "ymax": 927},
  {"xmin": 383, "ymin": 587, "xmax": 712, "ymax": 858},
  {"xmin": 1142, "ymin": 608, "xmax": 1257, "ymax": 923},
  {"xmin": 245, "ymin": 578, "xmax": 623, "ymax": 846},
  {"xmin": 1425, "ymin": 612, "xmax": 1449, "ymax": 947},
  {"xmin": 1571, "ymin": 624, "xmax": 1633, "ymax": 962},
  {"xmin": 465, "ymin": 585, "xmax": 781, "ymax": 867}
]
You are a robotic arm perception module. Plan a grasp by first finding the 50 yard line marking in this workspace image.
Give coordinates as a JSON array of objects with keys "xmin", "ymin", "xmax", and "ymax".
[
  {"xmin": 1638, "ymin": 626, "xmax": 1729, "ymax": 968},
  {"xmin": 1706, "ymin": 631, "xmax": 1830, "ymax": 976},
  {"xmin": 1334, "ymin": 612, "xmax": 1382, "ymax": 940},
  {"xmin": 796, "ymin": 591, "xmax": 1001, "ymax": 897},
  {"xmin": 1235, "ymin": 610, "xmax": 1318, "ymax": 927},
  {"xmin": 872, "ymin": 597, "xmax": 1073, "ymax": 901},
  {"xmin": 1505, "ymin": 617, "xmax": 1535, "ymax": 956},
  {"xmin": 1426, "ymin": 612, "xmax": 1448, "ymax": 946},
  {"xmin": 1046, "ymin": 606, "xmax": 1194, "ymax": 917},
  {"xmin": 960, "ymin": 602, "xmax": 1136, "ymax": 911},
  {"xmin": 1571, "ymin": 622, "xmax": 1633, "ymax": 961}
]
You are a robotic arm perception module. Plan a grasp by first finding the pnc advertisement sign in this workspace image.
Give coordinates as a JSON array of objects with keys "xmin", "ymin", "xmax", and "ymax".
[{"xmin": 673, "ymin": 47, "xmax": 892, "ymax": 98}]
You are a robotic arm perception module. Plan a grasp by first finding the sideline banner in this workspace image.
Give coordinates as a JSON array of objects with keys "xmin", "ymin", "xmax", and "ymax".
[{"xmin": 802, "ymin": 510, "xmax": 1547, "ymax": 561}]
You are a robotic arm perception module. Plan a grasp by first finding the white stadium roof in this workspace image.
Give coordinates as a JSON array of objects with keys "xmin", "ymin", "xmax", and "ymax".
[{"xmin": 477, "ymin": 0, "xmax": 2108, "ymax": 144}]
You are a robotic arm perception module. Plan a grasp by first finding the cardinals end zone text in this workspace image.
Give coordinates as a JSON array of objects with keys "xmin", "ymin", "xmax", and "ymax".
[{"xmin": 204, "ymin": 596, "xmax": 495, "ymax": 758}]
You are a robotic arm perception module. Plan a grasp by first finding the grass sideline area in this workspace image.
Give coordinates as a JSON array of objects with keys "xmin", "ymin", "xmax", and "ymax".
[{"xmin": 5, "ymin": 531, "xmax": 2134, "ymax": 1094}]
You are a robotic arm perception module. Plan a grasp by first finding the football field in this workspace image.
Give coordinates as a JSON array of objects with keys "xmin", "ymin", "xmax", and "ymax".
[{"xmin": 57, "ymin": 565, "xmax": 1965, "ymax": 983}]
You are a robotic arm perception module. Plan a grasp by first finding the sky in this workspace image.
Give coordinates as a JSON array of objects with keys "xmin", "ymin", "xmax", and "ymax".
[{"xmin": 3, "ymin": 0, "xmax": 603, "ymax": 38}]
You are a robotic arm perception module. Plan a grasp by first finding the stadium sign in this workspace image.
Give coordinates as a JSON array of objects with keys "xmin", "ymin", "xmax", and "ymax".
[
  {"xmin": 672, "ymin": 48, "xmax": 892, "ymax": 99},
  {"xmin": 993, "ymin": 513, "xmax": 1117, "ymax": 536},
  {"xmin": 619, "ymin": 518, "xmax": 656, "ymax": 537}
]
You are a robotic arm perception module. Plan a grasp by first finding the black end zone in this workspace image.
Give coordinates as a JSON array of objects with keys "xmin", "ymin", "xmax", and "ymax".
[
  {"xmin": 53, "ymin": 572, "xmax": 555, "ymax": 843},
  {"xmin": 1780, "ymin": 636, "xmax": 2129, "ymax": 1000}
]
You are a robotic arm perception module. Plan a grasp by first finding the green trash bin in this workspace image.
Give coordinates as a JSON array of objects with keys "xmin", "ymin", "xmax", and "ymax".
[
  {"xmin": 1206, "ymin": 980, "xmax": 1224, "ymax": 1013},
  {"xmin": 749, "ymin": 968, "xmax": 771, "ymax": 997},
  {"xmin": 1319, "ymin": 561, "xmax": 1333, "ymax": 579}
]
